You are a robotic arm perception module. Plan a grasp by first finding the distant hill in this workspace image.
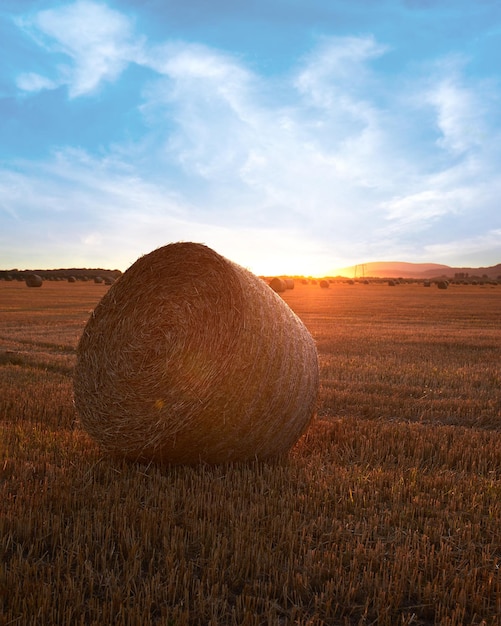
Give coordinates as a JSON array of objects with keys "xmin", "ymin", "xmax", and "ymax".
[{"xmin": 336, "ymin": 261, "xmax": 501, "ymax": 279}]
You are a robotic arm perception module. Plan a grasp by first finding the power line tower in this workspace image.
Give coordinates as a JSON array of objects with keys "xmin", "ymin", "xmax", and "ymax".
[{"xmin": 354, "ymin": 264, "xmax": 366, "ymax": 279}]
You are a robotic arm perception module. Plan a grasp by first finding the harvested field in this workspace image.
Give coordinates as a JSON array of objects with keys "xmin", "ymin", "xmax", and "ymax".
[{"xmin": 1, "ymin": 279, "xmax": 500, "ymax": 625}]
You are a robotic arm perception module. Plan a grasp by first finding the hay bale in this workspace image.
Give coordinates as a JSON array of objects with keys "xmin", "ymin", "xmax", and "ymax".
[
  {"xmin": 68, "ymin": 276, "xmax": 76, "ymax": 283},
  {"xmin": 25, "ymin": 274, "xmax": 43, "ymax": 287},
  {"xmin": 437, "ymin": 280, "xmax": 449, "ymax": 290},
  {"xmin": 74, "ymin": 242, "xmax": 319, "ymax": 465},
  {"xmin": 94, "ymin": 276, "xmax": 104, "ymax": 284},
  {"xmin": 284, "ymin": 278, "xmax": 294, "ymax": 290},
  {"xmin": 319, "ymin": 279, "xmax": 329, "ymax": 288},
  {"xmin": 269, "ymin": 277, "xmax": 287, "ymax": 293}
]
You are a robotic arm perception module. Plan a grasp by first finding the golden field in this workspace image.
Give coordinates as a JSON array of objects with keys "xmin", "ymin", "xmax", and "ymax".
[{"xmin": 1, "ymin": 279, "xmax": 500, "ymax": 625}]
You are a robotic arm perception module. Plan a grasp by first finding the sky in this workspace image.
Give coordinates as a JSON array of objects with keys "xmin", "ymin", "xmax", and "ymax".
[{"xmin": 1, "ymin": 0, "xmax": 501, "ymax": 276}]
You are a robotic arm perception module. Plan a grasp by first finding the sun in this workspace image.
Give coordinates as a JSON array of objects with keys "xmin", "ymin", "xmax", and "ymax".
[
  {"xmin": 251, "ymin": 259, "xmax": 351, "ymax": 280},
  {"xmin": 213, "ymin": 237, "xmax": 353, "ymax": 280}
]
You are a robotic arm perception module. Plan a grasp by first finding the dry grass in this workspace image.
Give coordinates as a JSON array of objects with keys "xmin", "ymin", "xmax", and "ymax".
[
  {"xmin": 289, "ymin": 282, "xmax": 501, "ymax": 431},
  {"xmin": 1, "ymin": 279, "xmax": 500, "ymax": 625}
]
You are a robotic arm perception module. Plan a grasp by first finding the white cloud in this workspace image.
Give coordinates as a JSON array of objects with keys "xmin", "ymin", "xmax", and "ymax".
[
  {"xmin": 16, "ymin": 0, "xmax": 141, "ymax": 97},
  {"xmin": 140, "ymin": 42, "xmax": 261, "ymax": 184},
  {"xmin": 16, "ymin": 72, "xmax": 58, "ymax": 92},
  {"xmin": 145, "ymin": 41, "xmax": 251, "ymax": 86},
  {"xmin": 426, "ymin": 77, "xmax": 487, "ymax": 156},
  {"xmin": 383, "ymin": 187, "xmax": 472, "ymax": 226},
  {"xmin": 294, "ymin": 35, "xmax": 389, "ymax": 109},
  {"xmin": 81, "ymin": 232, "xmax": 103, "ymax": 246}
]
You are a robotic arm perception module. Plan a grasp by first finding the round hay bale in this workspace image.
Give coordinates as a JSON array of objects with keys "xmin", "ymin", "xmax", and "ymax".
[
  {"xmin": 269, "ymin": 277, "xmax": 287, "ymax": 293},
  {"xmin": 284, "ymin": 278, "xmax": 294, "ymax": 290},
  {"xmin": 319, "ymin": 279, "xmax": 329, "ymax": 288},
  {"xmin": 437, "ymin": 280, "xmax": 449, "ymax": 290},
  {"xmin": 74, "ymin": 242, "xmax": 319, "ymax": 465},
  {"xmin": 94, "ymin": 276, "xmax": 104, "ymax": 284},
  {"xmin": 25, "ymin": 274, "xmax": 43, "ymax": 287},
  {"xmin": 68, "ymin": 276, "xmax": 76, "ymax": 283}
]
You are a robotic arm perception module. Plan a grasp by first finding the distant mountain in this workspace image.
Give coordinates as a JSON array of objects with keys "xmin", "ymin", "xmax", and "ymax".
[{"xmin": 335, "ymin": 261, "xmax": 501, "ymax": 279}]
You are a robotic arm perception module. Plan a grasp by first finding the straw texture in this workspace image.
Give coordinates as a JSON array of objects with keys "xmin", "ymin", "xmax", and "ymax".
[{"xmin": 74, "ymin": 242, "xmax": 319, "ymax": 464}]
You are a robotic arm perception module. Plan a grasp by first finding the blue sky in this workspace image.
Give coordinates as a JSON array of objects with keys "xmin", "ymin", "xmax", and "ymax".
[{"xmin": 1, "ymin": 0, "xmax": 501, "ymax": 275}]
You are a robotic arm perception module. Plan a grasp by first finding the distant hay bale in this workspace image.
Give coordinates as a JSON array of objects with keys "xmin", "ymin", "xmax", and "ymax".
[
  {"xmin": 94, "ymin": 276, "xmax": 104, "ymax": 284},
  {"xmin": 25, "ymin": 274, "xmax": 43, "ymax": 288},
  {"xmin": 284, "ymin": 278, "xmax": 294, "ymax": 290},
  {"xmin": 74, "ymin": 242, "xmax": 319, "ymax": 465},
  {"xmin": 437, "ymin": 280, "xmax": 449, "ymax": 290},
  {"xmin": 388, "ymin": 280, "xmax": 396, "ymax": 286},
  {"xmin": 269, "ymin": 277, "xmax": 287, "ymax": 293},
  {"xmin": 103, "ymin": 276, "xmax": 115, "ymax": 286},
  {"xmin": 68, "ymin": 276, "xmax": 76, "ymax": 283},
  {"xmin": 319, "ymin": 280, "xmax": 329, "ymax": 288}
]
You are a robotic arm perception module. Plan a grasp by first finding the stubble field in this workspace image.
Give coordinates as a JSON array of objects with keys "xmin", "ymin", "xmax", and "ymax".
[{"xmin": 1, "ymin": 279, "xmax": 500, "ymax": 625}]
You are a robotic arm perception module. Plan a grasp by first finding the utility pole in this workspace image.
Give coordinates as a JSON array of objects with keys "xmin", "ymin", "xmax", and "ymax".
[{"xmin": 354, "ymin": 264, "xmax": 366, "ymax": 279}]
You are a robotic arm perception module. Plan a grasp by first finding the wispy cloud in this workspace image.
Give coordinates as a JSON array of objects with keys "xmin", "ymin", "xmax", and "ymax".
[
  {"xmin": 15, "ymin": 71, "xmax": 58, "ymax": 92},
  {"xmin": 16, "ymin": 0, "xmax": 141, "ymax": 97},
  {"xmin": 294, "ymin": 35, "xmax": 389, "ymax": 108},
  {"xmin": 424, "ymin": 56, "xmax": 495, "ymax": 157}
]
